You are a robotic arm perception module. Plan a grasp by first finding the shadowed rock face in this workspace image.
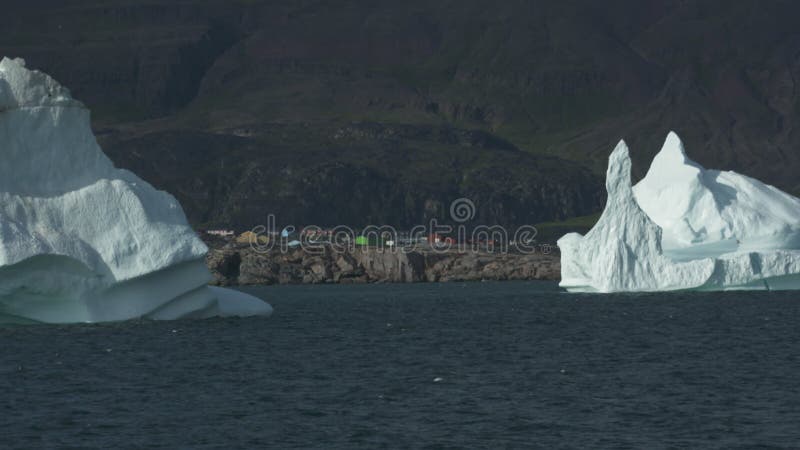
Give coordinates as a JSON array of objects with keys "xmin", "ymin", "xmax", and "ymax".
[
  {"xmin": 4, "ymin": 0, "xmax": 800, "ymax": 229},
  {"xmin": 97, "ymin": 125, "xmax": 603, "ymax": 229},
  {"xmin": 207, "ymin": 244, "xmax": 561, "ymax": 286}
]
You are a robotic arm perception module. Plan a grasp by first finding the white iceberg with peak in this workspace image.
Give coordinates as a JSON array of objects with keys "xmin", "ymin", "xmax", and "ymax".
[
  {"xmin": 0, "ymin": 57, "xmax": 272, "ymax": 323},
  {"xmin": 558, "ymin": 132, "xmax": 800, "ymax": 292}
]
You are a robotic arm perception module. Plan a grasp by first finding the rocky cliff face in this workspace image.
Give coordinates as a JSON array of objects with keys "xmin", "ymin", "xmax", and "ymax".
[
  {"xmin": 98, "ymin": 123, "xmax": 603, "ymax": 229},
  {"xmin": 207, "ymin": 244, "xmax": 560, "ymax": 286},
  {"xmin": 2, "ymin": 2, "xmax": 243, "ymax": 122},
  {"xmin": 4, "ymin": 0, "xmax": 799, "ymax": 230}
]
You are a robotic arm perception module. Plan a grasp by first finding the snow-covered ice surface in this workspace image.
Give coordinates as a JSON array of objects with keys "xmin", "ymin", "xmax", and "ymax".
[
  {"xmin": 558, "ymin": 133, "xmax": 800, "ymax": 292},
  {"xmin": 0, "ymin": 57, "xmax": 271, "ymax": 323}
]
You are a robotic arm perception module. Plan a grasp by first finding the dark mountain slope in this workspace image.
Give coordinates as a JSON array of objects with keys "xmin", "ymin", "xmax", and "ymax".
[
  {"xmin": 2, "ymin": 0, "xmax": 798, "ymax": 229},
  {"xmin": 98, "ymin": 123, "xmax": 602, "ymax": 229}
]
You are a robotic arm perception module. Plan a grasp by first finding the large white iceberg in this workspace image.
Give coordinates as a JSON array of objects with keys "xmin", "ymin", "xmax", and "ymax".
[
  {"xmin": 0, "ymin": 57, "xmax": 272, "ymax": 323},
  {"xmin": 558, "ymin": 132, "xmax": 800, "ymax": 292}
]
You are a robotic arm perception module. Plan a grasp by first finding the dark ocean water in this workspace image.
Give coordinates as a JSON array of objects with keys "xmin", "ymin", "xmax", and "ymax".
[{"xmin": 1, "ymin": 281, "xmax": 799, "ymax": 449}]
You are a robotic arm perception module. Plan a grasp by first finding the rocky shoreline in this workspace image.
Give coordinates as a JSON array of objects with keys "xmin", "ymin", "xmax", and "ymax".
[{"xmin": 206, "ymin": 242, "xmax": 560, "ymax": 286}]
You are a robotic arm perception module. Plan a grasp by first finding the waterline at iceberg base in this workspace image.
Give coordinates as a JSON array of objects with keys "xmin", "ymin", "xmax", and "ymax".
[
  {"xmin": 558, "ymin": 132, "xmax": 800, "ymax": 292},
  {"xmin": 0, "ymin": 57, "xmax": 271, "ymax": 323}
]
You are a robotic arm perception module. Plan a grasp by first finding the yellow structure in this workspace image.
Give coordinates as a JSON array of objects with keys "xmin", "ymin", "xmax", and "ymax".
[{"xmin": 236, "ymin": 231, "xmax": 269, "ymax": 245}]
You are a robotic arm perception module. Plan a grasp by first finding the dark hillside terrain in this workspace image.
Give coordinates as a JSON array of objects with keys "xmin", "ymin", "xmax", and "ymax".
[{"xmin": 3, "ymin": 0, "xmax": 799, "ymax": 228}]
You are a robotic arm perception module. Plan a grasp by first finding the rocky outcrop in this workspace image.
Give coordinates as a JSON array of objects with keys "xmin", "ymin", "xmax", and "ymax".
[{"xmin": 206, "ymin": 244, "xmax": 560, "ymax": 286}]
